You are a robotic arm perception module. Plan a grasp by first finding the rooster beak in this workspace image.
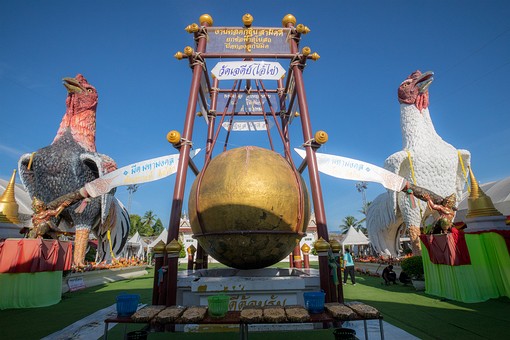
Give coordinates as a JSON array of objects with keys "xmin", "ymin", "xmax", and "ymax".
[
  {"xmin": 63, "ymin": 77, "xmax": 84, "ymax": 94},
  {"xmin": 416, "ymin": 71, "xmax": 434, "ymax": 93}
]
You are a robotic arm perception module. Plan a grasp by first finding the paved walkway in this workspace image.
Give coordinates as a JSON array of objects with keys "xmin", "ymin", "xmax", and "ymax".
[
  {"xmin": 42, "ymin": 304, "xmax": 120, "ymax": 340},
  {"xmin": 342, "ymin": 319, "xmax": 419, "ymax": 339}
]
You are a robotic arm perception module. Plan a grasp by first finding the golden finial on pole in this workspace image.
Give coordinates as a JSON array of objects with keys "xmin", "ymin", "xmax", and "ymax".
[
  {"xmin": 301, "ymin": 243, "xmax": 311, "ymax": 254},
  {"xmin": 282, "ymin": 14, "xmax": 296, "ymax": 27},
  {"xmin": 167, "ymin": 130, "xmax": 181, "ymax": 145},
  {"xmin": 314, "ymin": 237, "xmax": 330, "ymax": 252},
  {"xmin": 187, "ymin": 244, "xmax": 197, "ymax": 255},
  {"xmin": 0, "ymin": 169, "xmax": 20, "ymax": 224},
  {"xmin": 314, "ymin": 130, "xmax": 328, "ymax": 144},
  {"xmin": 153, "ymin": 240, "xmax": 166, "ymax": 254},
  {"xmin": 329, "ymin": 238, "xmax": 341, "ymax": 253},
  {"xmin": 183, "ymin": 46, "xmax": 194, "ymax": 57},
  {"xmin": 310, "ymin": 52, "xmax": 320, "ymax": 61},
  {"xmin": 185, "ymin": 23, "xmax": 199, "ymax": 33},
  {"xmin": 174, "ymin": 51, "xmax": 185, "ymax": 60},
  {"xmin": 296, "ymin": 24, "xmax": 310, "ymax": 34},
  {"xmin": 302, "ymin": 47, "xmax": 311, "ymax": 57},
  {"xmin": 166, "ymin": 239, "xmax": 183, "ymax": 254},
  {"xmin": 242, "ymin": 13, "xmax": 253, "ymax": 27},
  {"xmin": 199, "ymin": 14, "xmax": 213, "ymax": 27}
]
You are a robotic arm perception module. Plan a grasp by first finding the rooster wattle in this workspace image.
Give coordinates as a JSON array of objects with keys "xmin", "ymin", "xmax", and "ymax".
[{"xmin": 18, "ymin": 74, "xmax": 129, "ymax": 266}]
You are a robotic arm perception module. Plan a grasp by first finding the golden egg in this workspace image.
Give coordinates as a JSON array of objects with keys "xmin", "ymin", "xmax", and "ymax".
[{"xmin": 188, "ymin": 146, "xmax": 310, "ymax": 269}]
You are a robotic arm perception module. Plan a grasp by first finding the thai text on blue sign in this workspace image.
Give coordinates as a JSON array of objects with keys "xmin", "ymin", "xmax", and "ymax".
[
  {"xmin": 211, "ymin": 61, "xmax": 286, "ymax": 80},
  {"xmin": 206, "ymin": 27, "xmax": 291, "ymax": 54}
]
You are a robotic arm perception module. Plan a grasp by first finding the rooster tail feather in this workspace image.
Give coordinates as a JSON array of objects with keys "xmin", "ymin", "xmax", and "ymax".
[
  {"xmin": 94, "ymin": 198, "xmax": 130, "ymax": 263},
  {"xmin": 366, "ymin": 191, "xmax": 403, "ymax": 256}
]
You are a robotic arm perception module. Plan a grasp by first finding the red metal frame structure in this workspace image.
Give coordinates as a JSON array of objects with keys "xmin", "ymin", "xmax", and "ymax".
[{"xmin": 155, "ymin": 13, "xmax": 343, "ymax": 306}]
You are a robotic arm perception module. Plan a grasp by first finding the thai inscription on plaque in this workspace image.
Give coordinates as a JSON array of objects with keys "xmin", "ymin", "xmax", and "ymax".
[
  {"xmin": 206, "ymin": 27, "xmax": 291, "ymax": 54},
  {"xmin": 216, "ymin": 93, "xmax": 279, "ymax": 115}
]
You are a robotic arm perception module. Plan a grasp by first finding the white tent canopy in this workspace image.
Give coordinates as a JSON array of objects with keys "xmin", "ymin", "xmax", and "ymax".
[
  {"xmin": 147, "ymin": 228, "xmax": 168, "ymax": 253},
  {"xmin": 341, "ymin": 226, "xmax": 370, "ymax": 253},
  {"xmin": 124, "ymin": 231, "xmax": 148, "ymax": 259}
]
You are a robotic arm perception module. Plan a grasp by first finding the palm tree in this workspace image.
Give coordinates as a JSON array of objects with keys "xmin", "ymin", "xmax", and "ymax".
[
  {"xmin": 141, "ymin": 210, "xmax": 156, "ymax": 227},
  {"xmin": 357, "ymin": 201, "xmax": 372, "ymax": 235},
  {"xmin": 140, "ymin": 210, "xmax": 157, "ymax": 236},
  {"xmin": 339, "ymin": 215, "xmax": 361, "ymax": 234}
]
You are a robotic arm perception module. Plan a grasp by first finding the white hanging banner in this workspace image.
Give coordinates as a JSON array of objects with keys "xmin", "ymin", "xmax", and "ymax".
[
  {"xmin": 84, "ymin": 149, "xmax": 201, "ymax": 197},
  {"xmin": 294, "ymin": 149, "xmax": 406, "ymax": 192},
  {"xmin": 211, "ymin": 61, "xmax": 286, "ymax": 80}
]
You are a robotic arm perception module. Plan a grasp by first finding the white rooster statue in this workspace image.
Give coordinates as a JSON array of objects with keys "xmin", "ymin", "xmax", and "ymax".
[{"xmin": 366, "ymin": 70, "xmax": 471, "ymax": 256}]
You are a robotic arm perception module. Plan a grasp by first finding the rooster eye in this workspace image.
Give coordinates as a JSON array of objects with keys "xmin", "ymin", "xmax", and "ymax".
[{"xmin": 87, "ymin": 89, "xmax": 93, "ymax": 93}]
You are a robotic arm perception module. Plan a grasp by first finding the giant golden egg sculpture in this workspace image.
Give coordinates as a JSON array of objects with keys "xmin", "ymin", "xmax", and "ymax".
[{"xmin": 188, "ymin": 146, "xmax": 310, "ymax": 269}]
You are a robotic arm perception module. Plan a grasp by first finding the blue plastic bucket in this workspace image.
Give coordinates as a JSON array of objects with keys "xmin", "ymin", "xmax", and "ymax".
[
  {"xmin": 303, "ymin": 291, "xmax": 325, "ymax": 313},
  {"xmin": 116, "ymin": 293, "xmax": 140, "ymax": 317}
]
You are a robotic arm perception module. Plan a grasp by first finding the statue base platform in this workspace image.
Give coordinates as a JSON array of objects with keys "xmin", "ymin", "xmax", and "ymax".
[{"xmin": 177, "ymin": 267, "xmax": 321, "ymax": 332}]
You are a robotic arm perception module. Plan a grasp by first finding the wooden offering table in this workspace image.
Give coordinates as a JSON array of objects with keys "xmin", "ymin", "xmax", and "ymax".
[{"xmin": 104, "ymin": 304, "xmax": 385, "ymax": 339}]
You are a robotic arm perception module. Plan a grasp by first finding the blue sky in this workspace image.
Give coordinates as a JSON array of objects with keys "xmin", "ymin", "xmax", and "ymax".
[{"xmin": 1, "ymin": 1, "xmax": 509, "ymax": 232}]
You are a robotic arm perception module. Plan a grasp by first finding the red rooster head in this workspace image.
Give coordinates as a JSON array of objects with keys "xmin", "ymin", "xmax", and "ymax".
[
  {"xmin": 64, "ymin": 74, "xmax": 98, "ymax": 114},
  {"xmin": 53, "ymin": 74, "xmax": 98, "ymax": 151},
  {"xmin": 397, "ymin": 70, "xmax": 434, "ymax": 111}
]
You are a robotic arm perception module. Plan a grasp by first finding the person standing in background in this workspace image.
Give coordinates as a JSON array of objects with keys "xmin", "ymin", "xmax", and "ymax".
[{"xmin": 343, "ymin": 249, "xmax": 356, "ymax": 285}]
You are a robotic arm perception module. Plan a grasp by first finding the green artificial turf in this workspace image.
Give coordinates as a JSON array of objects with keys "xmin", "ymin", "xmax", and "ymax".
[
  {"xmin": 1, "ymin": 267, "xmax": 509, "ymax": 340},
  {"xmin": 1, "ymin": 270, "xmax": 155, "ymax": 339},
  {"xmin": 342, "ymin": 275, "xmax": 510, "ymax": 340}
]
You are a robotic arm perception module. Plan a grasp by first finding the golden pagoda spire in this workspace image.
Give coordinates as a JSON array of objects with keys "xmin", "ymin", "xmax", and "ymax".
[
  {"xmin": 0, "ymin": 169, "xmax": 20, "ymax": 224},
  {"xmin": 465, "ymin": 167, "xmax": 502, "ymax": 218}
]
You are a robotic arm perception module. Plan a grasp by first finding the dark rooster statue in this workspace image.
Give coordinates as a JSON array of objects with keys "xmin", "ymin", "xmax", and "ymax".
[{"xmin": 18, "ymin": 74, "xmax": 130, "ymax": 267}]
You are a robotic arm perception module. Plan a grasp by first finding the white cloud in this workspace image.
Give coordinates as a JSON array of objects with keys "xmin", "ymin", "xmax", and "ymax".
[{"xmin": 0, "ymin": 143, "xmax": 25, "ymax": 158}]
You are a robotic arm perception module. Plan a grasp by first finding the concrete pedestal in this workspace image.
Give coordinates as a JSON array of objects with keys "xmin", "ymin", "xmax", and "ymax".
[{"xmin": 177, "ymin": 267, "xmax": 321, "ymax": 332}]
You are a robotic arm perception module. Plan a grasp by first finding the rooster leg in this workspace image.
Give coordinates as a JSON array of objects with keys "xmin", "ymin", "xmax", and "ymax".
[
  {"xmin": 409, "ymin": 225, "xmax": 422, "ymax": 256},
  {"xmin": 73, "ymin": 228, "xmax": 90, "ymax": 267}
]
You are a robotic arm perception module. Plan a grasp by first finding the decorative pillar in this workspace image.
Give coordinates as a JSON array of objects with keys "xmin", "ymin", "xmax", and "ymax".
[
  {"xmin": 301, "ymin": 243, "xmax": 310, "ymax": 269},
  {"xmin": 292, "ymin": 240, "xmax": 303, "ymax": 269},
  {"xmin": 330, "ymin": 239, "xmax": 344, "ymax": 303},
  {"xmin": 164, "ymin": 13, "xmax": 212, "ymax": 303},
  {"xmin": 283, "ymin": 14, "xmax": 331, "ymax": 302},
  {"xmin": 151, "ymin": 240, "xmax": 166, "ymax": 305},
  {"xmin": 187, "ymin": 244, "xmax": 196, "ymax": 270},
  {"xmin": 165, "ymin": 239, "xmax": 182, "ymax": 306},
  {"xmin": 314, "ymin": 237, "xmax": 334, "ymax": 302}
]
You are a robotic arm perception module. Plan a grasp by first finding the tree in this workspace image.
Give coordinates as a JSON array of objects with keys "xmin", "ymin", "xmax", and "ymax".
[
  {"xmin": 153, "ymin": 218, "xmax": 164, "ymax": 236},
  {"xmin": 140, "ymin": 210, "xmax": 157, "ymax": 236},
  {"xmin": 129, "ymin": 214, "xmax": 142, "ymax": 236},
  {"xmin": 357, "ymin": 201, "xmax": 372, "ymax": 235},
  {"xmin": 130, "ymin": 211, "xmax": 160, "ymax": 236},
  {"xmin": 141, "ymin": 210, "xmax": 157, "ymax": 227},
  {"xmin": 339, "ymin": 215, "xmax": 361, "ymax": 234}
]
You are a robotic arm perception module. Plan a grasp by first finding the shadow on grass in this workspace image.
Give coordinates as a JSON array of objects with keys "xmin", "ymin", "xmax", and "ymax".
[{"xmin": 343, "ymin": 275, "xmax": 510, "ymax": 340}]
